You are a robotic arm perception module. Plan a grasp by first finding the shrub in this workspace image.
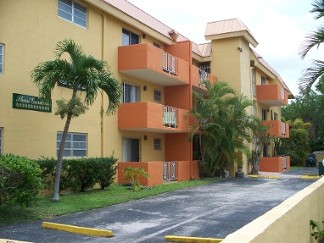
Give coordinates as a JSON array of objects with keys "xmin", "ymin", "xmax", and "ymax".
[
  {"xmin": 95, "ymin": 157, "xmax": 118, "ymax": 190},
  {"xmin": 37, "ymin": 157, "xmax": 69, "ymax": 190},
  {"xmin": 37, "ymin": 157, "xmax": 117, "ymax": 192},
  {"xmin": 123, "ymin": 166, "xmax": 148, "ymax": 191},
  {"xmin": 0, "ymin": 154, "xmax": 43, "ymax": 207}
]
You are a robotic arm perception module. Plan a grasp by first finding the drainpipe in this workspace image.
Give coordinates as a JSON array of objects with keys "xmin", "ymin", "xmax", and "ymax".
[
  {"xmin": 85, "ymin": 0, "xmax": 105, "ymax": 158},
  {"xmin": 188, "ymin": 41, "xmax": 193, "ymax": 179},
  {"xmin": 100, "ymin": 13, "xmax": 106, "ymax": 157}
]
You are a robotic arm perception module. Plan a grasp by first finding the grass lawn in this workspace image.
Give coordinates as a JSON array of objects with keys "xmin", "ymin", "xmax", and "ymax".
[{"xmin": 0, "ymin": 178, "xmax": 220, "ymax": 226}]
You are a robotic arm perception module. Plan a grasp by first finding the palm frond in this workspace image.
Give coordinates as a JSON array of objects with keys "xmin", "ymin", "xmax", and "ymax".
[
  {"xmin": 299, "ymin": 27, "xmax": 324, "ymax": 59},
  {"xmin": 299, "ymin": 59, "xmax": 324, "ymax": 95},
  {"xmin": 98, "ymin": 72, "xmax": 122, "ymax": 114},
  {"xmin": 311, "ymin": 0, "xmax": 324, "ymax": 19}
]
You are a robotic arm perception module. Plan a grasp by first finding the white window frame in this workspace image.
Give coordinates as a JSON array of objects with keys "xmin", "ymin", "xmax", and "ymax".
[
  {"xmin": 0, "ymin": 128, "xmax": 2, "ymax": 154},
  {"xmin": 58, "ymin": 0, "xmax": 87, "ymax": 28},
  {"xmin": 0, "ymin": 44, "xmax": 4, "ymax": 75},
  {"xmin": 123, "ymin": 82, "xmax": 140, "ymax": 103},
  {"xmin": 122, "ymin": 29, "xmax": 139, "ymax": 46},
  {"xmin": 57, "ymin": 132, "xmax": 87, "ymax": 157}
]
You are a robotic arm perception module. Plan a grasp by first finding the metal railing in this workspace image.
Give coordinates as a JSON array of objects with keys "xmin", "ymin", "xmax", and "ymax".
[
  {"xmin": 163, "ymin": 161, "xmax": 177, "ymax": 181},
  {"xmin": 280, "ymin": 88, "xmax": 285, "ymax": 100},
  {"xmin": 281, "ymin": 156, "xmax": 287, "ymax": 169},
  {"xmin": 163, "ymin": 52, "xmax": 177, "ymax": 75},
  {"xmin": 199, "ymin": 69, "xmax": 210, "ymax": 87},
  {"xmin": 281, "ymin": 122, "xmax": 286, "ymax": 136},
  {"xmin": 163, "ymin": 106, "xmax": 178, "ymax": 128}
]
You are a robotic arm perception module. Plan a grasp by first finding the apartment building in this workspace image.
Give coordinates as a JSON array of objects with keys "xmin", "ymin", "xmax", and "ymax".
[{"xmin": 0, "ymin": 0, "xmax": 292, "ymax": 185}]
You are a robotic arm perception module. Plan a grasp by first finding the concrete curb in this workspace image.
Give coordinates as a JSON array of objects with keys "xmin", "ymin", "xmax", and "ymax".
[
  {"xmin": 0, "ymin": 239, "xmax": 33, "ymax": 243},
  {"xmin": 300, "ymin": 175, "xmax": 321, "ymax": 180},
  {"xmin": 248, "ymin": 175, "xmax": 279, "ymax": 179},
  {"xmin": 41, "ymin": 222, "xmax": 114, "ymax": 238},
  {"xmin": 165, "ymin": 235, "xmax": 223, "ymax": 243}
]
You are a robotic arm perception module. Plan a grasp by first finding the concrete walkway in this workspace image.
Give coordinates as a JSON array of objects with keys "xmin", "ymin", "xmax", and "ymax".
[{"xmin": 0, "ymin": 167, "xmax": 319, "ymax": 243}]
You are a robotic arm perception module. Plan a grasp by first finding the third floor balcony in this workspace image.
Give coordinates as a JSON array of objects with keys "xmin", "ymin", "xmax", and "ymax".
[
  {"xmin": 256, "ymin": 84, "xmax": 288, "ymax": 106},
  {"xmin": 118, "ymin": 43, "xmax": 190, "ymax": 86}
]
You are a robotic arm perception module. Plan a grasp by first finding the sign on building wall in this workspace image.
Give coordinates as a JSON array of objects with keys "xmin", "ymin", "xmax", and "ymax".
[{"xmin": 12, "ymin": 93, "xmax": 52, "ymax": 113}]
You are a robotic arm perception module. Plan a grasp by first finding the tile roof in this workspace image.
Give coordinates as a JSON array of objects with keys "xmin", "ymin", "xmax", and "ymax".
[
  {"xmin": 103, "ymin": 0, "xmax": 188, "ymax": 42},
  {"xmin": 205, "ymin": 18, "xmax": 258, "ymax": 47},
  {"xmin": 251, "ymin": 49, "xmax": 292, "ymax": 95}
]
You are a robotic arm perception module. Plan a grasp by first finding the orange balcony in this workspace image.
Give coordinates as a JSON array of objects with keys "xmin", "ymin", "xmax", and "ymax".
[
  {"xmin": 262, "ymin": 120, "xmax": 289, "ymax": 138},
  {"xmin": 191, "ymin": 66, "xmax": 217, "ymax": 91},
  {"xmin": 256, "ymin": 84, "xmax": 288, "ymax": 106},
  {"xmin": 259, "ymin": 156, "xmax": 291, "ymax": 172},
  {"xmin": 117, "ymin": 160, "xmax": 199, "ymax": 186},
  {"xmin": 118, "ymin": 102, "xmax": 189, "ymax": 133},
  {"xmin": 118, "ymin": 43, "xmax": 189, "ymax": 86}
]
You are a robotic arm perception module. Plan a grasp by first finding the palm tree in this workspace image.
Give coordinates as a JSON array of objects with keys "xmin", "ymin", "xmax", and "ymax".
[
  {"xmin": 190, "ymin": 81, "xmax": 256, "ymax": 177},
  {"xmin": 31, "ymin": 39, "xmax": 122, "ymax": 201},
  {"xmin": 299, "ymin": 0, "xmax": 324, "ymax": 94}
]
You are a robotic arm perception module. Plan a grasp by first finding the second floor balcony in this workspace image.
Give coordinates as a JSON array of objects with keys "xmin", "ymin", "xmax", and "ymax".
[
  {"xmin": 118, "ymin": 102, "xmax": 189, "ymax": 133},
  {"xmin": 262, "ymin": 120, "xmax": 289, "ymax": 138},
  {"xmin": 118, "ymin": 43, "xmax": 189, "ymax": 86},
  {"xmin": 256, "ymin": 84, "xmax": 288, "ymax": 106}
]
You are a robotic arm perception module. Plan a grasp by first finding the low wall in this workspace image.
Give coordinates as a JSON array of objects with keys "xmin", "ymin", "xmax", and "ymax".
[{"xmin": 222, "ymin": 177, "xmax": 324, "ymax": 243}]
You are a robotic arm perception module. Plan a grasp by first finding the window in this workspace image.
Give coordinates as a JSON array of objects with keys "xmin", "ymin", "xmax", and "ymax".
[
  {"xmin": 57, "ymin": 132, "xmax": 87, "ymax": 157},
  {"xmin": 58, "ymin": 0, "xmax": 87, "ymax": 28},
  {"xmin": 251, "ymin": 68, "xmax": 256, "ymax": 96},
  {"xmin": 153, "ymin": 42, "xmax": 161, "ymax": 48},
  {"xmin": 58, "ymin": 80, "xmax": 86, "ymax": 91},
  {"xmin": 0, "ymin": 44, "xmax": 4, "ymax": 74},
  {"xmin": 154, "ymin": 139, "xmax": 161, "ymax": 150},
  {"xmin": 122, "ymin": 138, "xmax": 140, "ymax": 162},
  {"xmin": 123, "ymin": 83, "xmax": 140, "ymax": 103},
  {"xmin": 122, "ymin": 29, "xmax": 139, "ymax": 46},
  {"xmin": 261, "ymin": 76, "xmax": 267, "ymax": 85},
  {"xmin": 154, "ymin": 90, "xmax": 161, "ymax": 102},
  {"xmin": 261, "ymin": 109, "xmax": 267, "ymax": 121},
  {"xmin": 0, "ymin": 128, "xmax": 2, "ymax": 154}
]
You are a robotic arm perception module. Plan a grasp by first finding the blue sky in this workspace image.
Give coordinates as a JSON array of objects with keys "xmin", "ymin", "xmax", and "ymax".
[{"xmin": 127, "ymin": 0, "xmax": 322, "ymax": 96}]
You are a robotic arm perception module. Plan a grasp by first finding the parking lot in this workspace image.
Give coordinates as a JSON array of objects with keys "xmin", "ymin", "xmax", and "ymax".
[{"xmin": 0, "ymin": 167, "xmax": 319, "ymax": 243}]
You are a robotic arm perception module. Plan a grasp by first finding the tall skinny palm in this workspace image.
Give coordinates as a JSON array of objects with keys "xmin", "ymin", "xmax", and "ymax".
[
  {"xmin": 31, "ymin": 39, "xmax": 122, "ymax": 201},
  {"xmin": 299, "ymin": 0, "xmax": 324, "ymax": 94}
]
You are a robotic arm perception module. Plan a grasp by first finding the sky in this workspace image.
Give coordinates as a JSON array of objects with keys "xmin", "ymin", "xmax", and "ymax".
[{"xmin": 127, "ymin": 0, "xmax": 323, "ymax": 96}]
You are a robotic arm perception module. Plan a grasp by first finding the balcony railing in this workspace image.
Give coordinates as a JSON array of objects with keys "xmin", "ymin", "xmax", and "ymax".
[
  {"xmin": 163, "ymin": 106, "xmax": 177, "ymax": 128},
  {"xmin": 163, "ymin": 161, "xmax": 177, "ymax": 182},
  {"xmin": 191, "ymin": 66, "xmax": 217, "ymax": 90},
  {"xmin": 163, "ymin": 53, "xmax": 177, "ymax": 75}
]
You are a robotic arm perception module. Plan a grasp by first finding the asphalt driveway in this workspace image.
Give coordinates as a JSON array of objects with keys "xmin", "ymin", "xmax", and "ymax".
[{"xmin": 0, "ymin": 167, "xmax": 319, "ymax": 243}]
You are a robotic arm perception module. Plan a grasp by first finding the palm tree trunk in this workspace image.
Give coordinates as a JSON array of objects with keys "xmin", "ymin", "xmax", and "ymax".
[
  {"xmin": 52, "ymin": 90, "xmax": 77, "ymax": 202},
  {"xmin": 52, "ymin": 112, "xmax": 73, "ymax": 201}
]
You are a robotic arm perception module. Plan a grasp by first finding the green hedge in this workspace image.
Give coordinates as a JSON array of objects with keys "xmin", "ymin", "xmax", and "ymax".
[
  {"xmin": 0, "ymin": 154, "xmax": 43, "ymax": 207},
  {"xmin": 37, "ymin": 157, "xmax": 118, "ymax": 192}
]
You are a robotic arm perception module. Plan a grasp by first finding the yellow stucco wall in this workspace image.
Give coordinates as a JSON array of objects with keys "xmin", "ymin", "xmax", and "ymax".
[{"xmin": 0, "ymin": 0, "xmax": 167, "ymax": 163}]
